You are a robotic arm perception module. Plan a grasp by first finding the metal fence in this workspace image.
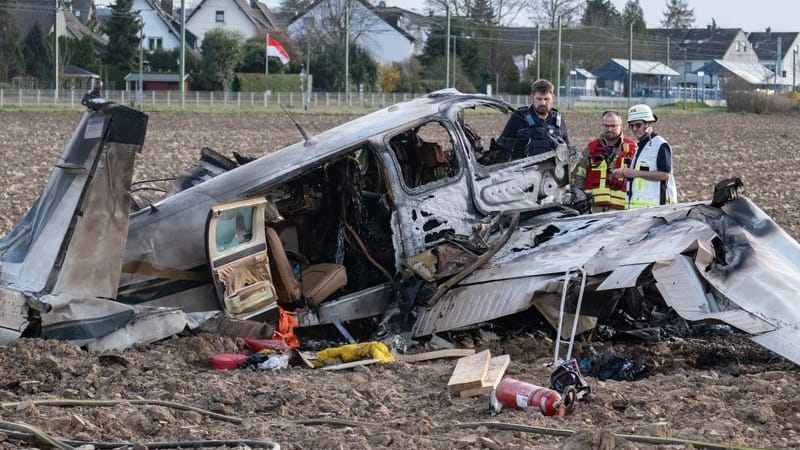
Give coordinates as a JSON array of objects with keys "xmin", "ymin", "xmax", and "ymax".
[{"xmin": 0, "ymin": 88, "xmax": 718, "ymax": 111}]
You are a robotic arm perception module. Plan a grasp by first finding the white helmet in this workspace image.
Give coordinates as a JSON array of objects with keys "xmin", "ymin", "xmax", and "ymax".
[{"xmin": 627, "ymin": 104, "xmax": 657, "ymax": 123}]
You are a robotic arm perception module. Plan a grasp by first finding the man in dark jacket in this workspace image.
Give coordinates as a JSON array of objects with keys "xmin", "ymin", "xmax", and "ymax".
[{"xmin": 496, "ymin": 79, "xmax": 569, "ymax": 160}]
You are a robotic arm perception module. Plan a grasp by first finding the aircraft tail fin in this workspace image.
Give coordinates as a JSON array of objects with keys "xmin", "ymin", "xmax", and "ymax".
[{"xmin": 0, "ymin": 99, "xmax": 148, "ymax": 301}]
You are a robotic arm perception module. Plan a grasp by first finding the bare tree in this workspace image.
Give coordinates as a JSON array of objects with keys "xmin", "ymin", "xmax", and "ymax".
[
  {"xmin": 527, "ymin": 0, "xmax": 583, "ymax": 28},
  {"xmin": 423, "ymin": 0, "xmax": 527, "ymax": 26},
  {"xmin": 295, "ymin": 0, "xmax": 382, "ymax": 46}
]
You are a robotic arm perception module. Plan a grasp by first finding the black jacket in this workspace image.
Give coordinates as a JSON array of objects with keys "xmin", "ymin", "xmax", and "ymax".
[{"xmin": 497, "ymin": 107, "xmax": 569, "ymax": 159}]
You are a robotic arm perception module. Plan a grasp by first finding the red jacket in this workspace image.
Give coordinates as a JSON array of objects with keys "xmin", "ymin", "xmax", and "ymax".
[{"xmin": 583, "ymin": 136, "xmax": 637, "ymax": 210}]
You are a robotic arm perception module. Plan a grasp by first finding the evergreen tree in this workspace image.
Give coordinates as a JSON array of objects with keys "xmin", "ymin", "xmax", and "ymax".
[
  {"xmin": 103, "ymin": 0, "xmax": 142, "ymax": 70},
  {"xmin": 0, "ymin": 0, "xmax": 23, "ymax": 81},
  {"xmin": 62, "ymin": 35, "xmax": 97, "ymax": 69},
  {"xmin": 622, "ymin": 0, "xmax": 647, "ymax": 34},
  {"xmin": 468, "ymin": 0, "xmax": 495, "ymax": 25},
  {"xmin": 22, "ymin": 23, "xmax": 52, "ymax": 86},
  {"xmin": 200, "ymin": 28, "xmax": 245, "ymax": 91},
  {"xmin": 660, "ymin": 0, "xmax": 694, "ymax": 28},
  {"xmin": 308, "ymin": 40, "xmax": 378, "ymax": 91},
  {"xmin": 581, "ymin": 0, "xmax": 621, "ymax": 28},
  {"xmin": 276, "ymin": 0, "xmax": 314, "ymax": 14}
]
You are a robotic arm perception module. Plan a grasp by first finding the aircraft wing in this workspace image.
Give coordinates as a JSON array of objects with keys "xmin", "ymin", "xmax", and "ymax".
[{"xmin": 413, "ymin": 197, "xmax": 800, "ymax": 365}]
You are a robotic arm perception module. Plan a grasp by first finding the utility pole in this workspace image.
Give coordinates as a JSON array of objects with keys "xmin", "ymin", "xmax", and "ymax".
[
  {"xmin": 138, "ymin": 23, "xmax": 144, "ymax": 108},
  {"xmin": 536, "ymin": 25, "xmax": 540, "ymax": 80},
  {"xmin": 627, "ymin": 22, "xmax": 632, "ymax": 106},
  {"xmin": 682, "ymin": 46, "xmax": 687, "ymax": 110},
  {"xmin": 555, "ymin": 16, "xmax": 561, "ymax": 107},
  {"xmin": 452, "ymin": 35, "xmax": 456, "ymax": 89},
  {"xmin": 180, "ymin": 0, "xmax": 185, "ymax": 108},
  {"xmin": 54, "ymin": 0, "xmax": 59, "ymax": 103},
  {"xmin": 445, "ymin": 1, "xmax": 450, "ymax": 88},
  {"xmin": 775, "ymin": 36, "xmax": 782, "ymax": 93},
  {"xmin": 666, "ymin": 37, "xmax": 670, "ymax": 95},
  {"xmin": 265, "ymin": 32, "xmax": 269, "ymax": 77},
  {"xmin": 344, "ymin": 0, "xmax": 350, "ymax": 97}
]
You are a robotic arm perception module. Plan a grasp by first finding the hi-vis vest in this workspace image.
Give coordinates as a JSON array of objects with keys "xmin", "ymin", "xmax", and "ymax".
[
  {"xmin": 627, "ymin": 134, "xmax": 677, "ymax": 209},
  {"xmin": 583, "ymin": 137, "xmax": 637, "ymax": 210}
]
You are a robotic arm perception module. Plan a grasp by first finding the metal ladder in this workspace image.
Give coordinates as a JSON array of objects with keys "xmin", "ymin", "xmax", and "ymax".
[{"xmin": 552, "ymin": 266, "xmax": 587, "ymax": 366}]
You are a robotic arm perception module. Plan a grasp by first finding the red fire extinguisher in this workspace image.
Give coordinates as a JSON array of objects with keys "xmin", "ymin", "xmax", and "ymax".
[{"xmin": 491, "ymin": 377, "xmax": 577, "ymax": 416}]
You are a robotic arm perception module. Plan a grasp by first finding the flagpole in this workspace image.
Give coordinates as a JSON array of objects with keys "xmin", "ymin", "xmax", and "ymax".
[{"xmin": 265, "ymin": 33, "xmax": 269, "ymax": 77}]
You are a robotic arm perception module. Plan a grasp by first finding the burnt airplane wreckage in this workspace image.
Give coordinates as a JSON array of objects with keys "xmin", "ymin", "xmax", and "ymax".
[{"xmin": 1, "ymin": 90, "xmax": 799, "ymax": 367}]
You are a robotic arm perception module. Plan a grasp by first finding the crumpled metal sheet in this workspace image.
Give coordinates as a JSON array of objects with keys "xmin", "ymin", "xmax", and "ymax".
[{"xmin": 414, "ymin": 198, "xmax": 800, "ymax": 365}]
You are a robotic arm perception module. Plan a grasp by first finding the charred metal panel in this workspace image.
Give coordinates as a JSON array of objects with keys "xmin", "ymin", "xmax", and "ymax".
[
  {"xmin": 296, "ymin": 284, "xmax": 389, "ymax": 327},
  {"xmin": 412, "ymin": 275, "xmax": 554, "ymax": 337},
  {"xmin": 0, "ymin": 287, "xmax": 29, "ymax": 344},
  {"xmin": 54, "ymin": 142, "xmax": 141, "ymax": 299},
  {"xmin": 597, "ymin": 263, "xmax": 650, "ymax": 290},
  {"xmin": 394, "ymin": 180, "xmax": 480, "ymax": 256}
]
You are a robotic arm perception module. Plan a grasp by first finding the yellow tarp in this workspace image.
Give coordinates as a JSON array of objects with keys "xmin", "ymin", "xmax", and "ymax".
[{"xmin": 316, "ymin": 341, "xmax": 395, "ymax": 365}]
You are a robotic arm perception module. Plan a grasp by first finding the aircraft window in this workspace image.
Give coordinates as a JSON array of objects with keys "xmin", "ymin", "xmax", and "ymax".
[
  {"xmin": 459, "ymin": 106, "xmax": 515, "ymax": 166},
  {"xmin": 389, "ymin": 121, "xmax": 459, "ymax": 189},
  {"xmin": 215, "ymin": 207, "xmax": 254, "ymax": 252}
]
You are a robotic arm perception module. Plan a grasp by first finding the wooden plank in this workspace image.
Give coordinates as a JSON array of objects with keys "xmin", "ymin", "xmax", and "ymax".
[
  {"xmin": 395, "ymin": 348, "xmax": 476, "ymax": 363},
  {"xmin": 459, "ymin": 354, "xmax": 511, "ymax": 398},
  {"xmin": 322, "ymin": 358, "xmax": 382, "ymax": 371},
  {"xmin": 447, "ymin": 349, "xmax": 491, "ymax": 394}
]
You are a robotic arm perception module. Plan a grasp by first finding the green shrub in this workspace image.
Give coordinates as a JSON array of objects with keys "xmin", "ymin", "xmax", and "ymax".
[{"xmin": 233, "ymin": 73, "xmax": 302, "ymax": 92}]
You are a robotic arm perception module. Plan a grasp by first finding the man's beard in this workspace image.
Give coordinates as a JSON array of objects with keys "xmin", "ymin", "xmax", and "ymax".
[
  {"xmin": 604, "ymin": 131, "xmax": 622, "ymax": 142},
  {"xmin": 535, "ymin": 105, "xmax": 549, "ymax": 116}
]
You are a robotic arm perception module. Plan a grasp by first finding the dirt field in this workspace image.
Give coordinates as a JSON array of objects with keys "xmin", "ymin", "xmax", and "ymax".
[{"xmin": 0, "ymin": 108, "xmax": 799, "ymax": 449}]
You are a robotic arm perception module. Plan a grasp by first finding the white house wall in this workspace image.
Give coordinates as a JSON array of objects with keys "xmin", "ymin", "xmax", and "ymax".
[
  {"xmin": 187, "ymin": 0, "xmax": 257, "ymax": 47},
  {"xmin": 288, "ymin": 0, "xmax": 413, "ymax": 64},
  {"xmin": 133, "ymin": 0, "xmax": 179, "ymax": 51}
]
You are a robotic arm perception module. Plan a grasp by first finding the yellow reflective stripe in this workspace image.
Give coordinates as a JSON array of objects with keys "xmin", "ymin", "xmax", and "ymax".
[
  {"xmin": 576, "ymin": 167, "xmax": 586, "ymax": 177},
  {"xmin": 628, "ymin": 197, "xmax": 659, "ymax": 209}
]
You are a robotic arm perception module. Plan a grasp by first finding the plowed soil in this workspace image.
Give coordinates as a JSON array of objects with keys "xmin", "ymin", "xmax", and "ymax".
[{"xmin": 0, "ymin": 108, "xmax": 798, "ymax": 450}]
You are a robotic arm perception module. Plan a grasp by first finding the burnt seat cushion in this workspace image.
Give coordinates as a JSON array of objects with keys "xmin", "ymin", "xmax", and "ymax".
[{"xmin": 301, "ymin": 263, "xmax": 347, "ymax": 306}]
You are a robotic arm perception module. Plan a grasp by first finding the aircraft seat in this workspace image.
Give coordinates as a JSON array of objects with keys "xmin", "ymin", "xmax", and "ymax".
[{"xmin": 265, "ymin": 227, "xmax": 347, "ymax": 307}]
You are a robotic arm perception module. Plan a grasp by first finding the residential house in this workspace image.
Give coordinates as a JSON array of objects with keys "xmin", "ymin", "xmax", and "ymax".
[
  {"xmin": 695, "ymin": 59, "xmax": 792, "ymax": 91},
  {"xmin": 591, "ymin": 58, "xmax": 679, "ymax": 97},
  {"xmin": 748, "ymin": 29, "xmax": 800, "ymax": 89},
  {"xmin": 64, "ymin": 0, "xmax": 95, "ymax": 26},
  {"xmin": 12, "ymin": 0, "xmax": 105, "ymax": 44},
  {"xmin": 132, "ymin": 0, "xmax": 199, "ymax": 52},
  {"xmin": 286, "ymin": 0, "xmax": 425, "ymax": 65},
  {"xmin": 186, "ymin": 0, "xmax": 279, "ymax": 46},
  {"xmin": 569, "ymin": 68, "xmax": 596, "ymax": 96},
  {"xmin": 647, "ymin": 27, "xmax": 759, "ymax": 88}
]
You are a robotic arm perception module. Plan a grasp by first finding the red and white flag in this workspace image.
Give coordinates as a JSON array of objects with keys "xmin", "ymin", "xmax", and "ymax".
[{"xmin": 267, "ymin": 36, "xmax": 290, "ymax": 64}]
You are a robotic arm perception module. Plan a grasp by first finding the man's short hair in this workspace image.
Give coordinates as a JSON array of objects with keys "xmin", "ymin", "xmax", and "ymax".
[
  {"xmin": 531, "ymin": 79, "xmax": 554, "ymax": 96},
  {"xmin": 602, "ymin": 110, "xmax": 621, "ymax": 120}
]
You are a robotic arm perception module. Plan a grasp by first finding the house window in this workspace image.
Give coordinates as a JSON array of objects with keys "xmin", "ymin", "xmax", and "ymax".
[
  {"xmin": 148, "ymin": 37, "xmax": 163, "ymax": 51},
  {"xmin": 215, "ymin": 10, "xmax": 224, "ymax": 22}
]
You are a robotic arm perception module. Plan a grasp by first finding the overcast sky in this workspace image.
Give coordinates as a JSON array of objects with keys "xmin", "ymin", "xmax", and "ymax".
[{"xmin": 97, "ymin": 0, "xmax": 798, "ymax": 33}]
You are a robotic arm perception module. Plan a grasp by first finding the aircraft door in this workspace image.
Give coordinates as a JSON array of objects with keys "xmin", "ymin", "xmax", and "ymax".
[{"xmin": 206, "ymin": 198, "xmax": 277, "ymax": 319}]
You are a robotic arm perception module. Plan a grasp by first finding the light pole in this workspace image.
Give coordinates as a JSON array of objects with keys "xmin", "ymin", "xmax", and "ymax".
[
  {"xmin": 445, "ymin": 1, "xmax": 450, "ymax": 88},
  {"xmin": 180, "ymin": 0, "xmax": 185, "ymax": 108}
]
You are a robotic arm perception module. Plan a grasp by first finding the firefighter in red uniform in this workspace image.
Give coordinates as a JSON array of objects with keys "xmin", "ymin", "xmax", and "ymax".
[{"xmin": 572, "ymin": 110, "xmax": 636, "ymax": 212}]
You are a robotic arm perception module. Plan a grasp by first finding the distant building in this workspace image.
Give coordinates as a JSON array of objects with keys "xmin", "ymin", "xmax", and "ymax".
[
  {"xmin": 592, "ymin": 59, "xmax": 679, "ymax": 97},
  {"xmin": 187, "ymin": 0, "xmax": 280, "ymax": 47},
  {"xmin": 647, "ymin": 27, "xmax": 758, "ymax": 89},
  {"xmin": 748, "ymin": 29, "xmax": 800, "ymax": 88}
]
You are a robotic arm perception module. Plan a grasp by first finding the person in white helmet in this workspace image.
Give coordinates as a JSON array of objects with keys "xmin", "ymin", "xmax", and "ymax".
[{"xmin": 612, "ymin": 104, "xmax": 677, "ymax": 209}]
